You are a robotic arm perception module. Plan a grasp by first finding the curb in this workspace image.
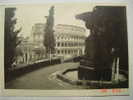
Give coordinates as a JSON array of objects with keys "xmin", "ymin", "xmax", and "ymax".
[
  {"xmin": 56, "ymin": 68, "xmax": 128, "ymax": 88},
  {"xmin": 57, "ymin": 72, "xmax": 78, "ymax": 85}
]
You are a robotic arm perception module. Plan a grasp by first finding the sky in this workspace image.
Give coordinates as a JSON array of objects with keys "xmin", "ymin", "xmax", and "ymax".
[{"xmin": 11, "ymin": 3, "xmax": 94, "ymax": 37}]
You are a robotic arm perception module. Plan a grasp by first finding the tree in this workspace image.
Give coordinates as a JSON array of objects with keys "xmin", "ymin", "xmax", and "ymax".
[
  {"xmin": 4, "ymin": 8, "xmax": 21, "ymax": 81},
  {"xmin": 43, "ymin": 6, "xmax": 55, "ymax": 58}
]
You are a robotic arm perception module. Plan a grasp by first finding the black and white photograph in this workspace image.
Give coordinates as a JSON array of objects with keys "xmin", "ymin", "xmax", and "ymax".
[{"xmin": 1, "ymin": 2, "xmax": 129, "ymax": 96}]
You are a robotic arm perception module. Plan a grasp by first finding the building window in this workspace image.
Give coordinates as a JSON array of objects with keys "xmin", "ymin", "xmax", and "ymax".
[
  {"xmin": 65, "ymin": 42, "xmax": 67, "ymax": 47},
  {"xmin": 62, "ymin": 43, "xmax": 64, "ymax": 47},
  {"xmin": 73, "ymin": 50, "xmax": 75, "ymax": 54},
  {"xmin": 65, "ymin": 50, "xmax": 67, "ymax": 54},
  {"xmin": 62, "ymin": 50, "xmax": 64, "ymax": 54},
  {"xmin": 68, "ymin": 50, "xmax": 70, "ymax": 54},
  {"xmin": 80, "ymin": 50, "xmax": 82, "ymax": 55},
  {"xmin": 57, "ymin": 42, "xmax": 60, "ymax": 47},
  {"xmin": 77, "ymin": 36, "xmax": 78, "ymax": 40},
  {"xmin": 75, "ymin": 43, "xmax": 77, "ymax": 46},
  {"xmin": 71, "ymin": 50, "xmax": 73, "ymax": 54},
  {"xmin": 71, "ymin": 43, "xmax": 73, "ymax": 47},
  {"xmin": 58, "ymin": 50, "xmax": 60, "ymax": 54},
  {"xmin": 68, "ymin": 43, "xmax": 70, "ymax": 47},
  {"xmin": 69, "ymin": 43, "xmax": 71, "ymax": 47}
]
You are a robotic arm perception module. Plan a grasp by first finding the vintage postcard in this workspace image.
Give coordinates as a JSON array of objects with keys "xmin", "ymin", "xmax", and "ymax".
[{"xmin": 0, "ymin": 2, "xmax": 129, "ymax": 96}]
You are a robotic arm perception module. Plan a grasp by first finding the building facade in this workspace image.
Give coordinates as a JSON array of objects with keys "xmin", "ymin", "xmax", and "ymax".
[
  {"xmin": 15, "ymin": 23, "xmax": 87, "ymax": 65},
  {"xmin": 54, "ymin": 24, "xmax": 86, "ymax": 60},
  {"xmin": 31, "ymin": 23, "xmax": 45, "ymax": 46},
  {"xmin": 31, "ymin": 23, "xmax": 87, "ymax": 60}
]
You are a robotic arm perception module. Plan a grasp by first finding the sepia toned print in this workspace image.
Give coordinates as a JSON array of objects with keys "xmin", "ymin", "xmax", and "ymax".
[{"xmin": 0, "ymin": 3, "xmax": 129, "ymax": 96}]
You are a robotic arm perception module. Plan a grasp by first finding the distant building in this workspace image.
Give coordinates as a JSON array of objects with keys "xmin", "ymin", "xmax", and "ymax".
[
  {"xmin": 16, "ymin": 23, "xmax": 87, "ymax": 65},
  {"xmin": 54, "ymin": 24, "xmax": 86, "ymax": 60},
  {"xmin": 31, "ymin": 23, "xmax": 45, "ymax": 46},
  {"xmin": 31, "ymin": 23, "xmax": 87, "ymax": 60}
]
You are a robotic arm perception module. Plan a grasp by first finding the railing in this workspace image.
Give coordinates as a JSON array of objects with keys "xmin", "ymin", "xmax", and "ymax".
[{"xmin": 8, "ymin": 58, "xmax": 61, "ymax": 81}]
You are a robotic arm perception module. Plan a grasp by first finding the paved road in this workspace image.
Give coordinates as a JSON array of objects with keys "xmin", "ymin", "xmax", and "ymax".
[{"xmin": 6, "ymin": 62, "xmax": 83, "ymax": 90}]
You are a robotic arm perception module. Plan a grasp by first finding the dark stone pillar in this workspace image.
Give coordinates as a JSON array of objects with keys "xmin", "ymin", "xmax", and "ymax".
[
  {"xmin": 78, "ymin": 31, "xmax": 112, "ymax": 81},
  {"xmin": 76, "ymin": 6, "xmax": 128, "ymax": 82}
]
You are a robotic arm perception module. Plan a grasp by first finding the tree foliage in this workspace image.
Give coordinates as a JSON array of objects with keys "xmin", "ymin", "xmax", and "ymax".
[
  {"xmin": 4, "ymin": 8, "xmax": 21, "ymax": 75},
  {"xmin": 43, "ymin": 6, "xmax": 55, "ymax": 55}
]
